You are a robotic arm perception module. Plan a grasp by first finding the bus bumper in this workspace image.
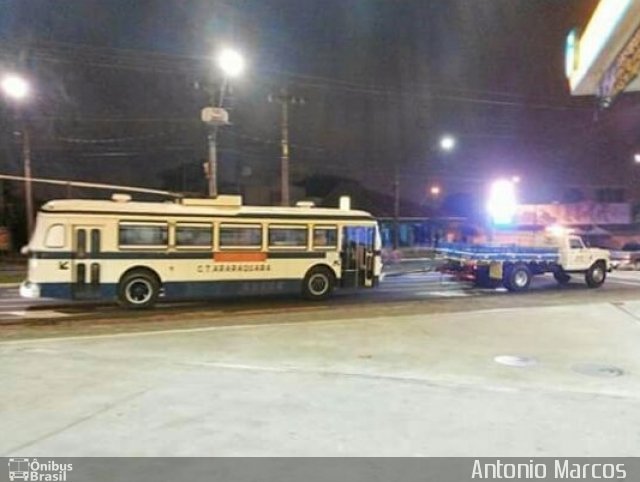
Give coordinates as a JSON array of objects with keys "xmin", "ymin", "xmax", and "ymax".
[{"xmin": 20, "ymin": 280, "xmax": 41, "ymax": 299}]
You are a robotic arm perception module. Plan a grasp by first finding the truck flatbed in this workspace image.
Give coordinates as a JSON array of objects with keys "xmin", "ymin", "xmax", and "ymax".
[{"xmin": 436, "ymin": 242, "xmax": 560, "ymax": 263}]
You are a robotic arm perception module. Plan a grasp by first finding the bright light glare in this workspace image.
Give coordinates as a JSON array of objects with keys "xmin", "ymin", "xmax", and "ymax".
[
  {"xmin": 546, "ymin": 225, "xmax": 574, "ymax": 237},
  {"xmin": 430, "ymin": 185, "xmax": 441, "ymax": 196},
  {"xmin": 546, "ymin": 225, "xmax": 566, "ymax": 237},
  {"xmin": 217, "ymin": 49, "xmax": 245, "ymax": 77},
  {"xmin": 512, "ymin": 175, "xmax": 521, "ymax": 183},
  {"xmin": 487, "ymin": 179, "xmax": 518, "ymax": 226},
  {"xmin": 634, "ymin": 153, "xmax": 640, "ymax": 164},
  {"xmin": 1, "ymin": 74, "xmax": 30, "ymax": 100},
  {"xmin": 439, "ymin": 135, "xmax": 456, "ymax": 151}
]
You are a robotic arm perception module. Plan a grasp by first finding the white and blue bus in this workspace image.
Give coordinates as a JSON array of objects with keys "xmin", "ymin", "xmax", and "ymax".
[{"xmin": 20, "ymin": 194, "xmax": 381, "ymax": 308}]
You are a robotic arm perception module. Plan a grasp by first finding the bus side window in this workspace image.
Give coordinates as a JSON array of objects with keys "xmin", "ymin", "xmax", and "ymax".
[
  {"xmin": 76, "ymin": 230, "xmax": 87, "ymax": 258},
  {"xmin": 176, "ymin": 224, "xmax": 213, "ymax": 248},
  {"xmin": 219, "ymin": 224, "xmax": 262, "ymax": 249},
  {"xmin": 268, "ymin": 225, "xmax": 308, "ymax": 249},
  {"xmin": 119, "ymin": 223, "xmax": 168, "ymax": 248},
  {"xmin": 312, "ymin": 226, "xmax": 337, "ymax": 249},
  {"xmin": 91, "ymin": 229, "xmax": 101, "ymax": 255}
]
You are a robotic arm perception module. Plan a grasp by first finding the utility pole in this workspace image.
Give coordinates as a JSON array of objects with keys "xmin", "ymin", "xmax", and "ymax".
[
  {"xmin": 205, "ymin": 77, "xmax": 229, "ymax": 198},
  {"xmin": 202, "ymin": 85, "xmax": 230, "ymax": 198},
  {"xmin": 207, "ymin": 127, "xmax": 219, "ymax": 198},
  {"xmin": 21, "ymin": 126, "xmax": 33, "ymax": 236},
  {"xmin": 269, "ymin": 88, "xmax": 305, "ymax": 206},
  {"xmin": 393, "ymin": 166, "xmax": 400, "ymax": 250}
]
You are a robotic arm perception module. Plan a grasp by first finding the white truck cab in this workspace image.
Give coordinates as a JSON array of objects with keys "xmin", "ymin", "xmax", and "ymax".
[
  {"xmin": 550, "ymin": 232, "xmax": 610, "ymax": 288},
  {"xmin": 560, "ymin": 234, "xmax": 611, "ymax": 271}
]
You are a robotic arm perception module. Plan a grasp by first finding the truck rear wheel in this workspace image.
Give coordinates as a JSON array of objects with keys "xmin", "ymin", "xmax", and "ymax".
[
  {"xmin": 505, "ymin": 264, "xmax": 532, "ymax": 292},
  {"xmin": 585, "ymin": 261, "xmax": 606, "ymax": 288}
]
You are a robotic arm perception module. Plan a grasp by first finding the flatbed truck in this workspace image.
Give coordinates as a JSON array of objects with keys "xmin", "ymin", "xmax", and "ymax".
[{"xmin": 437, "ymin": 229, "xmax": 611, "ymax": 291}]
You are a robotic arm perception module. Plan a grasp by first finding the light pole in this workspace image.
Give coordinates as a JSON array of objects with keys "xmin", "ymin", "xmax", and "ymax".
[
  {"xmin": 204, "ymin": 48, "xmax": 245, "ymax": 198},
  {"xmin": 1, "ymin": 73, "xmax": 34, "ymax": 236}
]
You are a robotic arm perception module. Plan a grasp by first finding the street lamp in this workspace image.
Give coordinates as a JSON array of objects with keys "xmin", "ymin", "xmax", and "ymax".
[
  {"xmin": 439, "ymin": 134, "xmax": 456, "ymax": 152},
  {"xmin": 634, "ymin": 153, "xmax": 640, "ymax": 164},
  {"xmin": 1, "ymin": 73, "xmax": 34, "ymax": 236},
  {"xmin": 430, "ymin": 185, "xmax": 441, "ymax": 196},
  {"xmin": 217, "ymin": 48, "xmax": 245, "ymax": 79},
  {"xmin": 204, "ymin": 48, "xmax": 245, "ymax": 198},
  {"xmin": 1, "ymin": 74, "xmax": 30, "ymax": 101}
]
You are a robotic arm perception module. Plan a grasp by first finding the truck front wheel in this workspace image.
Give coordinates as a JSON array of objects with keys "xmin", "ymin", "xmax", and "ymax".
[
  {"xmin": 585, "ymin": 261, "xmax": 606, "ymax": 288},
  {"xmin": 505, "ymin": 264, "xmax": 532, "ymax": 292}
]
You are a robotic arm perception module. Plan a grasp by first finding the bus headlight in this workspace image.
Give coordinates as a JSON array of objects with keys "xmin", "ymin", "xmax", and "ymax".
[{"xmin": 20, "ymin": 281, "xmax": 40, "ymax": 299}]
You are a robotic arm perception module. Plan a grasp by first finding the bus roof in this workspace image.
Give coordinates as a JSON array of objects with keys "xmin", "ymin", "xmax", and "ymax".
[{"xmin": 39, "ymin": 197, "xmax": 376, "ymax": 221}]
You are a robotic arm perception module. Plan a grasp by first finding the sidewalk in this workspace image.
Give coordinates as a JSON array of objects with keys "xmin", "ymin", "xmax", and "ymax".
[{"xmin": 2, "ymin": 301, "xmax": 640, "ymax": 455}]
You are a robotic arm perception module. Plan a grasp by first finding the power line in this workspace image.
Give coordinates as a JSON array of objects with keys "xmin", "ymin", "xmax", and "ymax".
[{"xmin": 0, "ymin": 39, "xmax": 592, "ymax": 112}]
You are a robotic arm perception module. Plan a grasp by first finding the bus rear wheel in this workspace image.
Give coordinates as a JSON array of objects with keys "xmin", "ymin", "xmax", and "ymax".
[
  {"xmin": 302, "ymin": 266, "xmax": 335, "ymax": 301},
  {"xmin": 118, "ymin": 270, "xmax": 160, "ymax": 309}
]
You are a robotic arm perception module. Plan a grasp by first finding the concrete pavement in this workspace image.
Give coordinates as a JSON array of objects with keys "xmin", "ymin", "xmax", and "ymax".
[{"xmin": 2, "ymin": 299, "xmax": 640, "ymax": 456}]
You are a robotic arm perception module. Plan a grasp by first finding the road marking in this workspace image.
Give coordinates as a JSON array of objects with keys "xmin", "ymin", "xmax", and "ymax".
[
  {"xmin": 4, "ymin": 310, "xmax": 68, "ymax": 319},
  {"xmin": 606, "ymin": 279, "xmax": 640, "ymax": 287},
  {"xmin": 415, "ymin": 290, "xmax": 473, "ymax": 297},
  {"xmin": 0, "ymin": 303, "xmax": 38, "ymax": 308},
  {"xmin": 0, "ymin": 317, "xmax": 379, "ymax": 345}
]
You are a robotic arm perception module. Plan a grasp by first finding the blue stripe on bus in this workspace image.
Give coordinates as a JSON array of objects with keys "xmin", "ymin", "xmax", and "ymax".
[{"xmin": 38, "ymin": 279, "xmax": 303, "ymax": 301}]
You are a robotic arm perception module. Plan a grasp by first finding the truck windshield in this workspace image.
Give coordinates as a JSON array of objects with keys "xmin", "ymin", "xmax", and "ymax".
[{"xmin": 570, "ymin": 238, "xmax": 583, "ymax": 249}]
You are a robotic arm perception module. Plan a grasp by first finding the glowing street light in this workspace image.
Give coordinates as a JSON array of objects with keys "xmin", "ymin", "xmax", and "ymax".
[
  {"xmin": 216, "ymin": 48, "xmax": 245, "ymax": 78},
  {"xmin": 430, "ymin": 185, "xmax": 441, "ymax": 196},
  {"xmin": 487, "ymin": 179, "xmax": 518, "ymax": 226},
  {"xmin": 634, "ymin": 153, "xmax": 640, "ymax": 164},
  {"xmin": 1, "ymin": 73, "xmax": 34, "ymax": 236},
  {"xmin": 1, "ymin": 73, "xmax": 30, "ymax": 101},
  {"xmin": 439, "ymin": 135, "xmax": 456, "ymax": 152}
]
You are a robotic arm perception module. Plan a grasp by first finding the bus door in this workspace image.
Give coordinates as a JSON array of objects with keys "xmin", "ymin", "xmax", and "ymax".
[
  {"xmin": 341, "ymin": 226, "xmax": 376, "ymax": 288},
  {"xmin": 72, "ymin": 226, "xmax": 102, "ymax": 299}
]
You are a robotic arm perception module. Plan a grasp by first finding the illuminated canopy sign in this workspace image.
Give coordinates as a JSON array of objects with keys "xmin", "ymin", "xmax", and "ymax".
[{"xmin": 566, "ymin": 0, "xmax": 640, "ymax": 97}]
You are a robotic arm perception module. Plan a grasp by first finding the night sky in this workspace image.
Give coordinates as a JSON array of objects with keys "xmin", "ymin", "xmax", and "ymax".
[{"xmin": 1, "ymin": 0, "xmax": 639, "ymax": 212}]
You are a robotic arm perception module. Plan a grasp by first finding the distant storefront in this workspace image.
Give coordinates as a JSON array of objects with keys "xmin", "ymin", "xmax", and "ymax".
[{"xmin": 515, "ymin": 202, "xmax": 631, "ymax": 226}]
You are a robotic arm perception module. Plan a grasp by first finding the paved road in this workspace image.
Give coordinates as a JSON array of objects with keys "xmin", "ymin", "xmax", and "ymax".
[
  {"xmin": 0, "ymin": 269, "xmax": 639, "ymax": 343},
  {"xmin": 2, "ymin": 269, "xmax": 640, "ymax": 325},
  {"xmin": 2, "ymin": 270, "xmax": 640, "ymax": 456},
  {"xmin": 3, "ymin": 289, "xmax": 640, "ymax": 456}
]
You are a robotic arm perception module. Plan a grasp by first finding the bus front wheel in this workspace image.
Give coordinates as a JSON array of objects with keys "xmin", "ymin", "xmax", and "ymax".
[
  {"xmin": 302, "ymin": 266, "xmax": 335, "ymax": 301},
  {"xmin": 118, "ymin": 269, "xmax": 160, "ymax": 309}
]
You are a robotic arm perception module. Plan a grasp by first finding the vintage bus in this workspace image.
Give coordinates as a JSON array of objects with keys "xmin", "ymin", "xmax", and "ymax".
[{"xmin": 20, "ymin": 194, "xmax": 381, "ymax": 308}]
